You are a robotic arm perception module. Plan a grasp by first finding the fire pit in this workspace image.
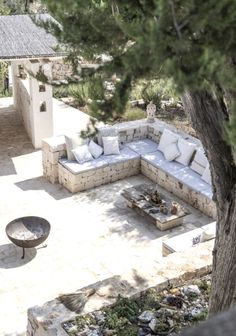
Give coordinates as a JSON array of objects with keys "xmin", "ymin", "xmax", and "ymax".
[{"xmin": 6, "ymin": 216, "xmax": 50, "ymax": 259}]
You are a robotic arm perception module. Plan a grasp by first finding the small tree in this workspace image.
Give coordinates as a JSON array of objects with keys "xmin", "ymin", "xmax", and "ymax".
[{"xmin": 44, "ymin": 0, "xmax": 236, "ymax": 315}]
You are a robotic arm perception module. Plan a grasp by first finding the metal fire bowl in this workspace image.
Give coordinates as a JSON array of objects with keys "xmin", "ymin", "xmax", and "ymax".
[{"xmin": 6, "ymin": 216, "xmax": 50, "ymax": 249}]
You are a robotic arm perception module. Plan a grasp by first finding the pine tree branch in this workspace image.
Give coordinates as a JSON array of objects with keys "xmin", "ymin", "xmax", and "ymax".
[{"xmin": 169, "ymin": 0, "xmax": 182, "ymax": 39}]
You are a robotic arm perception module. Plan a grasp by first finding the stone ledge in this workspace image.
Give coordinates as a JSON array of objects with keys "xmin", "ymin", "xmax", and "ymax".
[{"xmin": 27, "ymin": 240, "xmax": 213, "ymax": 336}]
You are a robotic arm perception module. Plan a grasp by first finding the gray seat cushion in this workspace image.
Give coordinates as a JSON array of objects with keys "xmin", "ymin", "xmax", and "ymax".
[
  {"xmin": 59, "ymin": 147, "xmax": 139, "ymax": 174},
  {"xmin": 142, "ymin": 150, "xmax": 212, "ymax": 198},
  {"xmin": 104, "ymin": 146, "xmax": 140, "ymax": 164},
  {"xmin": 59, "ymin": 156, "xmax": 109, "ymax": 174},
  {"xmin": 142, "ymin": 150, "xmax": 185, "ymax": 175},
  {"xmin": 177, "ymin": 166, "xmax": 213, "ymax": 198},
  {"xmin": 125, "ymin": 139, "xmax": 159, "ymax": 155}
]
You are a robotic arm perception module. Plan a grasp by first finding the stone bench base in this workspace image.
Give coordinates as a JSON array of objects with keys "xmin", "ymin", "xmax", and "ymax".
[
  {"xmin": 58, "ymin": 159, "xmax": 140, "ymax": 193},
  {"xmin": 162, "ymin": 221, "xmax": 216, "ymax": 256},
  {"xmin": 141, "ymin": 159, "xmax": 216, "ymax": 219},
  {"xmin": 42, "ymin": 120, "xmax": 216, "ymax": 219}
]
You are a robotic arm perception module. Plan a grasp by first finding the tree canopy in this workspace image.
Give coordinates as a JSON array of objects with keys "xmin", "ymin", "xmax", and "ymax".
[{"xmin": 44, "ymin": 0, "xmax": 236, "ymax": 147}]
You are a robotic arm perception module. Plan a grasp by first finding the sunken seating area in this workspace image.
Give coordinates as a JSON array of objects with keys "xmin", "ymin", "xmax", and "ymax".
[{"xmin": 42, "ymin": 119, "xmax": 216, "ymax": 218}]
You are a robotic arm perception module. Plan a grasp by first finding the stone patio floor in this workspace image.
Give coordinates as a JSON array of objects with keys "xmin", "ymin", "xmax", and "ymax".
[{"xmin": 0, "ymin": 98, "xmax": 211, "ymax": 336}]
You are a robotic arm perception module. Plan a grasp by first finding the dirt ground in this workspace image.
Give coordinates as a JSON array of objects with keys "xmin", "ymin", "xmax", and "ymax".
[{"xmin": 156, "ymin": 105, "xmax": 197, "ymax": 138}]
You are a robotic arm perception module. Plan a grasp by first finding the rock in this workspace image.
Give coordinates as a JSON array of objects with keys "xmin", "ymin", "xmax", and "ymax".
[
  {"xmin": 77, "ymin": 330, "xmax": 89, "ymax": 336},
  {"xmin": 149, "ymin": 318, "xmax": 170, "ymax": 333},
  {"xmin": 166, "ymin": 295, "xmax": 183, "ymax": 308},
  {"xmin": 89, "ymin": 324, "xmax": 100, "ymax": 331},
  {"xmin": 156, "ymin": 308, "xmax": 174, "ymax": 318},
  {"xmin": 149, "ymin": 318, "xmax": 158, "ymax": 332},
  {"xmin": 182, "ymin": 285, "xmax": 201, "ymax": 297},
  {"xmin": 138, "ymin": 311, "xmax": 155, "ymax": 323},
  {"xmin": 167, "ymin": 318, "xmax": 174, "ymax": 328},
  {"xmin": 93, "ymin": 311, "xmax": 106, "ymax": 325},
  {"xmin": 66, "ymin": 325, "xmax": 78, "ymax": 333},
  {"xmin": 184, "ymin": 313, "xmax": 192, "ymax": 321},
  {"xmin": 103, "ymin": 328, "xmax": 116, "ymax": 336},
  {"xmin": 190, "ymin": 307, "xmax": 202, "ymax": 317},
  {"xmin": 190, "ymin": 306, "xmax": 207, "ymax": 319},
  {"xmin": 137, "ymin": 328, "xmax": 150, "ymax": 336},
  {"xmin": 86, "ymin": 330, "xmax": 100, "ymax": 336},
  {"xmin": 169, "ymin": 288, "xmax": 181, "ymax": 296}
]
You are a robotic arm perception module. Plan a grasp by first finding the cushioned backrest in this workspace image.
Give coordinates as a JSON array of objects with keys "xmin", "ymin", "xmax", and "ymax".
[
  {"xmin": 97, "ymin": 127, "xmax": 119, "ymax": 146},
  {"xmin": 190, "ymin": 148, "xmax": 208, "ymax": 175},
  {"xmin": 158, "ymin": 128, "xmax": 179, "ymax": 153},
  {"xmin": 65, "ymin": 133, "xmax": 88, "ymax": 161},
  {"xmin": 175, "ymin": 138, "xmax": 197, "ymax": 166}
]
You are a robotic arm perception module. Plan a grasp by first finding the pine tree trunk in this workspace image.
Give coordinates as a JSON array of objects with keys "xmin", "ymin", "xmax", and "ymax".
[{"xmin": 182, "ymin": 90, "xmax": 236, "ymax": 315}]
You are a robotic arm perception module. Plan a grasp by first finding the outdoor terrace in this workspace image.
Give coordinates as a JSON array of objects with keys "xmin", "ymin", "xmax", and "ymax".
[{"xmin": 0, "ymin": 98, "xmax": 212, "ymax": 336}]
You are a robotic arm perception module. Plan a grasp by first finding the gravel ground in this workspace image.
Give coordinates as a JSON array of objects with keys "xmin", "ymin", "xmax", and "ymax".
[{"xmin": 62, "ymin": 275, "xmax": 211, "ymax": 336}]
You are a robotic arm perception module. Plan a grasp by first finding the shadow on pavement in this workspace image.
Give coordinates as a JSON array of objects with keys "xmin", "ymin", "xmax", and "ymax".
[
  {"xmin": 0, "ymin": 243, "xmax": 37, "ymax": 268},
  {"xmin": 15, "ymin": 176, "xmax": 71, "ymax": 200}
]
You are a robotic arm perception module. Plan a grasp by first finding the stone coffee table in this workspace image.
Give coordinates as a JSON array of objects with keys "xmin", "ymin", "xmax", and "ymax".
[{"xmin": 122, "ymin": 183, "xmax": 189, "ymax": 231}]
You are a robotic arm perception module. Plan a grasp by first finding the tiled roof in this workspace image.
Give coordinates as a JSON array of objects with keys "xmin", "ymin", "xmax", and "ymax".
[{"xmin": 0, "ymin": 14, "xmax": 66, "ymax": 60}]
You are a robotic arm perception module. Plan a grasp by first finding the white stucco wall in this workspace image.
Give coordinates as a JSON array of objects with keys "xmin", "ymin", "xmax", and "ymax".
[
  {"xmin": 11, "ymin": 61, "xmax": 33, "ymax": 140},
  {"xmin": 27, "ymin": 61, "xmax": 53, "ymax": 148},
  {"xmin": 11, "ymin": 59, "xmax": 54, "ymax": 149}
]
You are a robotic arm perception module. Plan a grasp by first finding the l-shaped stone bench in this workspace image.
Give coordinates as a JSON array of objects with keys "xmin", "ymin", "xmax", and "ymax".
[{"xmin": 42, "ymin": 119, "xmax": 216, "ymax": 219}]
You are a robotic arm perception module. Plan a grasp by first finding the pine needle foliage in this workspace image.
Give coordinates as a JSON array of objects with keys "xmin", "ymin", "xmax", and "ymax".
[{"xmin": 44, "ymin": 0, "xmax": 236, "ymax": 146}]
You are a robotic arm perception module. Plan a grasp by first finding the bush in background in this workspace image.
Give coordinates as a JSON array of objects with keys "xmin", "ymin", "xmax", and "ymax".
[
  {"xmin": 131, "ymin": 78, "xmax": 180, "ymax": 108},
  {"xmin": 123, "ymin": 106, "xmax": 146, "ymax": 121}
]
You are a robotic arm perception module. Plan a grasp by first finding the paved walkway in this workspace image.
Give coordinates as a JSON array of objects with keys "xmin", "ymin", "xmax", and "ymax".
[{"xmin": 0, "ymin": 98, "xmax": 211, "ymax": 336}]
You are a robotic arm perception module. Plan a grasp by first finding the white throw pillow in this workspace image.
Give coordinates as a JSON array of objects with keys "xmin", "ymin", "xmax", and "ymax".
[
  {"xmin": 158, "ymin": 129, "xmax": 179, "ymax": 154},
  {"xmin": 201, "ymin": 164, "xmax": 212, "ymax": 185},
  {"xmin": 190, "ymin": 161, "xmax": 205, "ymax": 175},
  {"xmin": 65, "ymin": 133, "xmax": 88, "ymax": 161},
  {"xmin": 97, "ymin": 127, "xmax": 118, "ymax": 146},
  {"xmin": 88, "ymin": 140, "xmax": 103, "ymax": 159},
  {"xmin": 190, "ymin": 148, "xmax": 208, "ymax": 175},
  {"xmin": 102, "ymin": 136, "xmax": 120, "ymax": 155},
  {"xmin": 163, "ymin": 143, "xmax": 180, "ymax": 162},
  {"xmin": 194, "ymin": 148, "xmax": 208, "ymax": 166},
  {"xmin": 201, "ymin": 223, "xmax": 216, "ymax": 242},
  {"xmin": 175, "ymin": 138, "xmax": 197, "ymax": 166},
  {"xmin": 72, "ymin": 145, "xmax": 93, "ymax": 164}
]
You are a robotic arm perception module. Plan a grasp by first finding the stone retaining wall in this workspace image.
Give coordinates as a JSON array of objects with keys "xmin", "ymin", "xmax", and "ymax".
[
  {"xmin": 27, "ymin": 240, "xmax": 214, "ymax": 336},
  {"xmin": 52, "ymin": 60, "xmax": 73, "ymax": 81}
]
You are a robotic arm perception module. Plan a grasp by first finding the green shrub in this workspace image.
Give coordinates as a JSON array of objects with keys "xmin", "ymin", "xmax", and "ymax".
[
  {"xmin": 123, "ymin": 107, "xmax": 146, "ymax": 121},
  {"xmin": 69, "ymin": 83, "xmax": 89, "ymax": 107},
  {"xmin": 104, "ymin": 296, "xmax": 140, "ymax": 323},
  {"xmin": 75, "ymin": 314, "xmax": 96, "ymax": 331},
  {"xmin": 105, "ymin": 312, "xmax": 129, "ymax": 330},
  {"xmin": 130, "ymin": 80, "xmax": 147, "ymax": 101},
  {"xmin": 141, "ymin": 81, "xmax": 161, "ymax": 108},
  {"xmin": 53, "ymin": 85, "xmax": 70, "ymax": 98},
  {"xmin": 131, "ymin": 78, "xmax": 180, "ymax": 108},
  {"xmin": 192, "ymin": 310, "xmax": 208, "ymax": 322}
]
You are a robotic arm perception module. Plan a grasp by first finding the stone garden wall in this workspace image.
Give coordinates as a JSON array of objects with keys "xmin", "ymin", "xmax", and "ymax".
[
  {"xmin": 52, "ymin": 60, "xmax": 73, "ymax": 81},
  {"xmin": 27, "ymin": 240, "xmax": 214, "ymax": 336}
]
